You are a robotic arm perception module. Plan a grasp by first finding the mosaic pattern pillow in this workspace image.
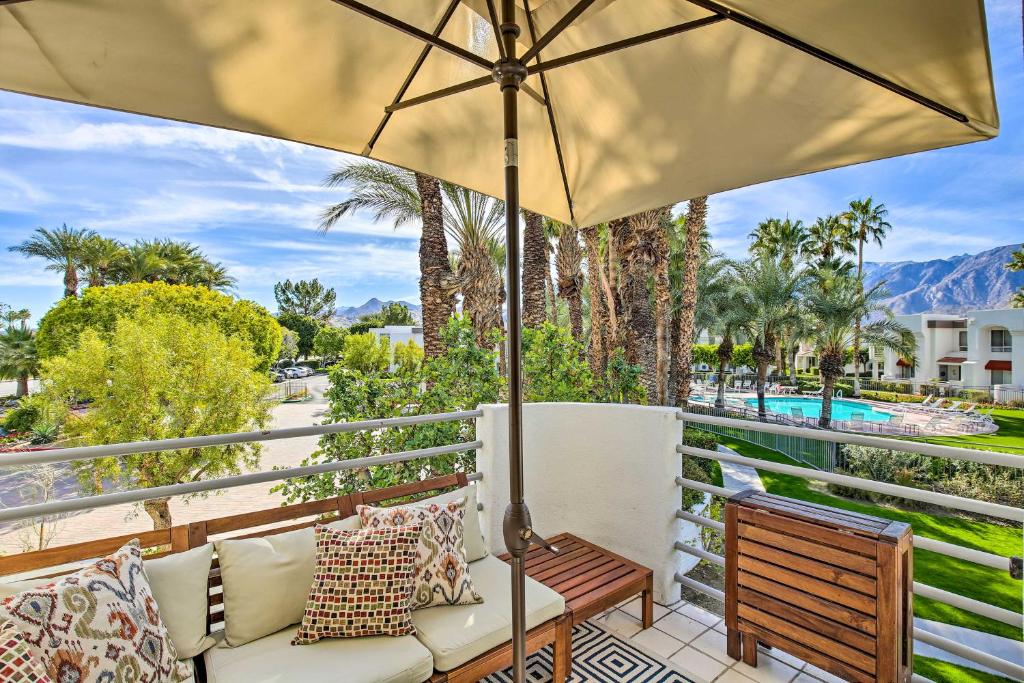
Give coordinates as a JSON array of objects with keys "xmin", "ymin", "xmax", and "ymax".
[
  {"xmin": 358, "ymin": 497, "xmax": 484, "ymax": 609},
  {"xmin": 0, "ymin": 541, "xmax": 191, "ymax": 683},
  {"xmin": 292, "ymin": 524, "xmax": 420, "ymax": 644},
  {"xmin": 0, "ymin": 622, "xmax": 52, "ymax": 683}
]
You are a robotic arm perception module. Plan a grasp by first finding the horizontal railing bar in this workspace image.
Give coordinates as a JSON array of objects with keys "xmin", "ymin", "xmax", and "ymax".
[
  {"xmin": 914, "ymin": 582, "xmax": 1023, "ymax": 628},
  {"xmin": 674, "ymin": 540, "xmax": 725, "ymax": 567},
  {"xmin": 0, "ymin": 441, "xmax": 482, "ymax": 524},
  {"xmin": 678, "ymin": 444, "xmax": 1023, "ymax": 522},
  {"xmin": 673, "ymin": 572, "xmax": 725, "ymax": 601},
  {"xmin": 675, "ymin": 476, "xmax": 737, "ymax": 499},
  {"xmin": 677, "ymin": 411, "xmax": 1022, "ymax": 469},
  {"xmin": 914, "ymin": 627, "xmax": 1024, "ymax": 679},
  {"xmin": 670, "ymin": 541, "xmax": 1020, "ymax": 627},
  {"xmin": 467, "ymin": 471, "xmax": 483, "ymax": 482},
  {"xmin": 2, "ymin": 410, "xmax": 483, "ymax": 467},
  {"xmin": 676, "ymin": 508, "xmax": 725, "ymax": 531},
  {"xmin": 911, "ymin": 675, "xmax": 936, "ymax": 683},
  {"xmin": 911, "ymin": 535, "xmax": 1010, "ymax": 573},
  {"xmin": 674, "ymin": 479, "xmax": 1012, "ymax": 572}
]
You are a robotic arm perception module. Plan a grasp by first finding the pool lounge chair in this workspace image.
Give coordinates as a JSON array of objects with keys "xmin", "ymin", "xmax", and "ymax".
[
  {"xmin": 940, "ymin": 401, "xmax": 963, "ymax": 413},
  {"xmin": 850, "ymin": 412, "xmax": 865, "ymax": 429},
  {"xmin": 804, "ymin": 386, "xmax": 824, "ymax": 397}
]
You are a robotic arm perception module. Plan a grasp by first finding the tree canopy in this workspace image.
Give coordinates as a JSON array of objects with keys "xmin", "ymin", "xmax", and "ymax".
[
  {"xmin": 38, "ymin": 313, "xmax": 272, "ymax": 529},
  {"xmin": 274, "ymin": 279, "xmax": 337, "ymax": 321},
  {"xmin": 37, "ymin": 282, "xmax": 281, "ymax": 372},
  {"xmin": 276, "ymin": 312, "xmax": 323, "ymax": 358},
  {"xmin": 313, "ymin": 326, "xmax": 349, "ymax": 365}
]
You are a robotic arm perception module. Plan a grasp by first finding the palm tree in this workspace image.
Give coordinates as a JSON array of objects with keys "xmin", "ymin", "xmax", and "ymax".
[
  {"xmin": 580, "ymin": 224, "xmax": 610, "ymax": 377},
  {"xmin": 441, "ymin": 183, "xmax": 506, "ymax": 347},
  {"xmin": 673, "ymin": 196, "xmax": 707, "ymax": 406},
  {"xmin": 555, "ymin": 223, "xmax": 585, "ymax": 345},
  {"xmin": 803, "ymin": 277, "xmax": 915, "ymax": 427},
  {"xmin": 749, "ymin": 217, "xmax": 806, "ymax": 271},
  {"xmin": 543, "ymin": 219, "xmax": 559, "ymax": 325},
  {"xmin": 0, "ymin": 326, "xmax": 38, "ymax": 397},
  {"xmin": 521, "ymin": 210, "xmax": 547, "ymax": 329},
  {"xmin": 616, "ymin": 210, "xmax": 662, "ymax": 400},
  {"xmin": 734, "ymin": 257, "xmax": 804, "ymax": 418},
  {"xmin": 804, "ymin": 215, "xmax": 855, "ymax": 266},
  {"xmin": 114, "ymin": 242, "xmax": 167, "ymax": 284},
  {"xmin": 190, "ymin": 261, "xmax": 237, "ymax": 292},
  {"xmin": 9, "ymin": 225, "xmax": 95, "ymax": 298},
  {"xmin": 321, "ymin": 162, "xmax": 455, "ymax": 358},
  {"xmin": 700, "ymin": 264, "xmax": 744, "ymax": 408},
  {"xmin": 80, "ymin": 235, "xmax": 125, "ymax": 287},
  {"xmin": 844, "ymin": 197, "xmax": 891, "ymax": 396}
]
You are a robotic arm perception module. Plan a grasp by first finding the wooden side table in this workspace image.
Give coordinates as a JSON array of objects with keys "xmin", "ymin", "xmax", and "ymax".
[{"xmin": 725, "ymin": 491, "xmax": 913, "ymax": 683}]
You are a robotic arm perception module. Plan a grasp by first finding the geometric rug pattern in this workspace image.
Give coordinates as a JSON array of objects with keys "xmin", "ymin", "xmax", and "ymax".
[{"xmin": 483, "ymin": 620, "xmax": 699, "ymax": 682}]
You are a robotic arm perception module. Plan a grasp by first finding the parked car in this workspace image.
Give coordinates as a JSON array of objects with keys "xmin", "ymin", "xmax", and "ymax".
[
  {"xmin": 269, "ymin": 371, "xmax": 285, "ymax": 383},
  {"xmin": 283, "ymin": 367, "xmax": 302, "ymax": 379}
]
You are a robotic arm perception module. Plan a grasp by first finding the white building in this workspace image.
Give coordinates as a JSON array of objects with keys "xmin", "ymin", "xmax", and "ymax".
[
  {"xmin": 369, "ymin": 326, "xmax": 424, "ymax": 353},
  {"xmin": 882, "ymin": 308, "xmax": 1023, "ymax": 390}
]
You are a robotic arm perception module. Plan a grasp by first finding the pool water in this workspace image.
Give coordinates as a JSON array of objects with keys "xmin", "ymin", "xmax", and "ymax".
[{"xmin": 743, "ymin": 397, "xmax": 895, "ymax": 422}]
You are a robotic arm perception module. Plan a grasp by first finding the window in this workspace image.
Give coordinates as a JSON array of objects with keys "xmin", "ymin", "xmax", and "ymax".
[
  {"xmin": 958, "ymin": 330, "xmax": 968, "ymax": 351},
  {"xmin": 990, "ymin": 329, "xmax": 1012, "ymax": 352},
  {"xmin": 940, "ymin": 364, "xmax": 961, "ymax": 382},
  {"xmin": 992, "ymin": 369, "xmax": 1012, "ymax": 385}
]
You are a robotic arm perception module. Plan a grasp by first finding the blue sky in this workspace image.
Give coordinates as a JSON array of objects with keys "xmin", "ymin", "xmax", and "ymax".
[{"xmin": 0, "ymin": 0, "xmax": 1021, "ymax": 323}]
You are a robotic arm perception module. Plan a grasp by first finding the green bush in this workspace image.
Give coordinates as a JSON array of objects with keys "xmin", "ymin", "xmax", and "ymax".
[
  {"xmin": 859, "ymin": 390, "xmax": 925, "ymax": 404},
  {"xmin": 1, "ymin": 403, "xmax": 39, "ymax": 432},
  {"xmin": 522, "ymin": 324, "xmax": 593, "ymax": 402},
  {"xmin": 681, "ymin": 429, "xmax": 719, "ymax": 511},
  {"xmin": 37, "ymin": 282, "xmax": 281, "ymax": 371}
]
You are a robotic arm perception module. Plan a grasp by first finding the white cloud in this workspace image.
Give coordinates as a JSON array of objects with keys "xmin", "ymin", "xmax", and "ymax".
[
  {"xmin": 229, "ymin": 242, "xmax": 419, "ymax": 284},
  {"xmin": 0, "ymin": 168, "xmax": 51, "ymax": 205}
]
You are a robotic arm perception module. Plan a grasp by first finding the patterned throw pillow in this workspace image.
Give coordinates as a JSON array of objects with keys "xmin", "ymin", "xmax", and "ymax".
[
  {"xmin": 358, "ymin": 497, "xmax": 484, "ymax": 609},
  {"xmin": 0, "ymin": 622, "xmax": 51, "ymax": 683},
  {"xmin": 0, "ymin": 541, "xmax": 191, "ymax": 683},
  {"xmin": 292, "ymin": 524, "xmax": 420, "ymax": 644}
]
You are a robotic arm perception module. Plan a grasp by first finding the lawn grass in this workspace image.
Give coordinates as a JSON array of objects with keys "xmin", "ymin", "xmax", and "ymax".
[
  {"xmin": 715, "ymin": 436, "xmax": 1024, "ymax": 643},
  {"xmin": 914, "ymin": 655, "xmax": 1017, "ymax": 683},
  {"xmin": 911, "ymin": 407, "xmax": 1024, "ymax": 454}
]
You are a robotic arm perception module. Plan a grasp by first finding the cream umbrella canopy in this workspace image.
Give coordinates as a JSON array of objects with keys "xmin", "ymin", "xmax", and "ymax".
[{"xmin": 0, "ymin": 1, "xmax": 998, "ymax": 680}]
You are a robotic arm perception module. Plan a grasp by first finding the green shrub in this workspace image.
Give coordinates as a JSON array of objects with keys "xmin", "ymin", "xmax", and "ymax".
[
  {"xmin": 522, "ymin": 324, "xmax": 593, "ymax": 402},
  {"xmin": 859, "ymin": 390, "xmax": 925, "ymax": 404},
  {"xmin": 1, "ymin": 403, "xmax": 39, "ymax": 432}
]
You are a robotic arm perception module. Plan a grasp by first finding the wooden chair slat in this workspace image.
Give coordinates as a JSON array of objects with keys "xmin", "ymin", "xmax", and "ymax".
[
  {"xmin": 738, "ymin": 523, "xmax": 876, "ymax": 575},
  {"xmin": 737, "ymin": 555, "xmax": 876, "ymax": 615},
  {"xmin": 737, "ymin": 539, "xmax": 877, "ymax": 595}
]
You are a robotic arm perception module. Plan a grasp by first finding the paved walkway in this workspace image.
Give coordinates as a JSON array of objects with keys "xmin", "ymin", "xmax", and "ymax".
[
  {"xmin": 711, "ymin": 444, "xmax": 1020, "ymax": 678},
  {"xmin": 0, "ymin": 375, "xmax": 331, "ymax": 555}
]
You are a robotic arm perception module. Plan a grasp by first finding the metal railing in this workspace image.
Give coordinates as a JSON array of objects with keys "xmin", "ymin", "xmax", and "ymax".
[
  {"xmin": 0, "ymin": 410, "xmax": 483, "ymax": 525},
  {"xmin": 672, "ymin": 410, "xmax": 1024, "ymax": 681}
]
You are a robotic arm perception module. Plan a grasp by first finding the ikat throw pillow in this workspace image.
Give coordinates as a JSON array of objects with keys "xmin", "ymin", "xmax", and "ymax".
[
  {"xmin": 292, "ymin": 524, "xmax": 420, "ymax": 644},
  {"xmin": 0, "ymin": 622, "xmax": 52, "ymax": 683},
  {"xmin": 0, "ymin": 540, "xmax": 191, "ymax": 682},
  {"xmin": 358, "ymin": 497, "xmax": 483, "ymax": 609}
]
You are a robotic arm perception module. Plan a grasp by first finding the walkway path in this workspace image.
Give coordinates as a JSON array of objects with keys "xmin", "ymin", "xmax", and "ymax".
[{"xmin": 713, "ymin": 443, "xmax": 1021, "ymax": 677}]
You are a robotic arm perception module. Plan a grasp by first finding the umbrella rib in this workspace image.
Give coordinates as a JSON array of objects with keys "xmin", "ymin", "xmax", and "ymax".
[
  {"xmin": 484, "ymin": 0, "xmax": 508, "ymax": 62},
  {"xmin": 684, "ymin": 0, "xmax": 969, "ymax": 124},
  {"xmin": 363, "ymin": 0, "xmax": 463, "ymax": 155},
  {"xmin": 329, "ymin": 0, "xmax": 493, "ymax": 72},
  {"xmin": 519, "ymin": 0, "xmax": 602, "ymax": 64},
  {"xmin": 387, "ymin": 15, "xmax": 725, "ymax": 113},
  {"xmin": 523, "ymin": 0, "xmax": 575, "ymax": 224}
]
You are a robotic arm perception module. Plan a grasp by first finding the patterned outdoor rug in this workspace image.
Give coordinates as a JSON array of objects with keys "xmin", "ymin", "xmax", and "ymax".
[{"xmin": 483, "ymin": 620, "xmax": 700, "ymax": 683}]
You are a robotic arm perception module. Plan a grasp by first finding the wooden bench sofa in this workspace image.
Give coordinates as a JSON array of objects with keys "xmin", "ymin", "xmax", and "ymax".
[{"xmin": 0, "ymin": 474, "xmax": 571, "ymax": 683}]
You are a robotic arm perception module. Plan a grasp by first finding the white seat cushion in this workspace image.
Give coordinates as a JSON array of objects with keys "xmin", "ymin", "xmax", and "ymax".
[
  {"xmin": 412, "ymin": 555, "xmax": 565, "ymax": 671},
  {"xmin": 203, "ymin": 626, "xmax": 433, "ymax": 683}
]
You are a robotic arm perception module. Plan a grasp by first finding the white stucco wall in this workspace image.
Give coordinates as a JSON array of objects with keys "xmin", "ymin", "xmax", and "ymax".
[{"xmin": 475, "ymin": 402, "xmax": 689, "ymax": 604}]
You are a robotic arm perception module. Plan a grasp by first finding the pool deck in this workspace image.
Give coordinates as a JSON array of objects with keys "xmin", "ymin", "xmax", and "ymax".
[{"xmin": 689, "ymin": 390, "xmax": 998, "ymax": 437}]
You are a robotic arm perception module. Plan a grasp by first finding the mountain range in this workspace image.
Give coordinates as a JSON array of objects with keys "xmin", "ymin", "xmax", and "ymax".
[
  {"xmin": 862, "ymin": 243, "xmax": 1023, "ymax": 314},
  {"xmin": 334, "ymin": 298, "xmax": 422, "ymax": 326}
]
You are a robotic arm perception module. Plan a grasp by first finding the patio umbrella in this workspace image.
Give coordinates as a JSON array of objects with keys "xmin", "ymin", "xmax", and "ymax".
[{"xmin": 0, "ymin": 1, "xmax": 998, "ymax": 679}]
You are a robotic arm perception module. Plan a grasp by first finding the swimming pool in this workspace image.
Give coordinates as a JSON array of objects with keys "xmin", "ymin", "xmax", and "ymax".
[{"xmin": 743, "ymin": 397, "xmax": 895, "ymax": 422}]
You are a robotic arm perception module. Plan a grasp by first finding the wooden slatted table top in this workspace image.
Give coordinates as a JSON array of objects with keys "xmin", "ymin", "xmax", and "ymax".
[{"xmin": 498, "ymin": 532, "xmax": 654, "ymax": 627}]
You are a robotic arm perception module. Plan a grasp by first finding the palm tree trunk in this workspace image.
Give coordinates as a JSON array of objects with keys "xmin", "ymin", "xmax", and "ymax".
[
  {"xmin": 788, "ymin": 343, "xmax": 798, "ymax": 385},
  {"xmin": 715, "ymin": 334, "xmax": 733, "ymax": 409},
  {"xmin": 852, "ymin": 237, "xmax": 865, "ymax": 397},
  {"xmin": 755, "ymin": 361, "xmax": 768, "ymax": 420},
  {"xmin": 653, "ymin": 221, "xmax": 671, "ymax": 405},
  {"xmin": 522, "ymin": 210, "xmax": 547, "ymax": 329},
  {"xmin": 16, "ymin": 374, "xmax": 29, "ymax": 398},
  {"xmin": 581, "ymin": 226, "xmax": 608, "ymax": 377},
  {"xmin": 415, "ymin": 173, "xmax": 456, "ymax": 359},
  {"xmin": 543, "ymin": 237, "xmax": 557, "ymax": 326},
  {"xmin": 555, "ymin": 226, "xmax": 585, "ymax": 345},
  {"xmin": 715, "ymin": 359, "xmax": 728, "ymax": 408},
  {"xmin": 674, "ymin": 196, "xmax": 707, "ymax": 406},
  {"xmin": 63, "ymin": 263, "xmax": 78, "ymax": 298},
  {"xmin": 819, "ymin": 375, "xmax": 836, "ymax": 428}
]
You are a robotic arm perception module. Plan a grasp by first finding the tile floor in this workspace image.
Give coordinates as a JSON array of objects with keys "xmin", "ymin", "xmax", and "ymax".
[{"xmin": 596, "ymin": 597, "xmax": 844, "ymax": 683}]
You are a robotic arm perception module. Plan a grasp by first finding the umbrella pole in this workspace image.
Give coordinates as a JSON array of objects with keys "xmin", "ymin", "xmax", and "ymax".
[{"xmin": 496, "ymin": 1, "xmax": 529, "ymax": 681}]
